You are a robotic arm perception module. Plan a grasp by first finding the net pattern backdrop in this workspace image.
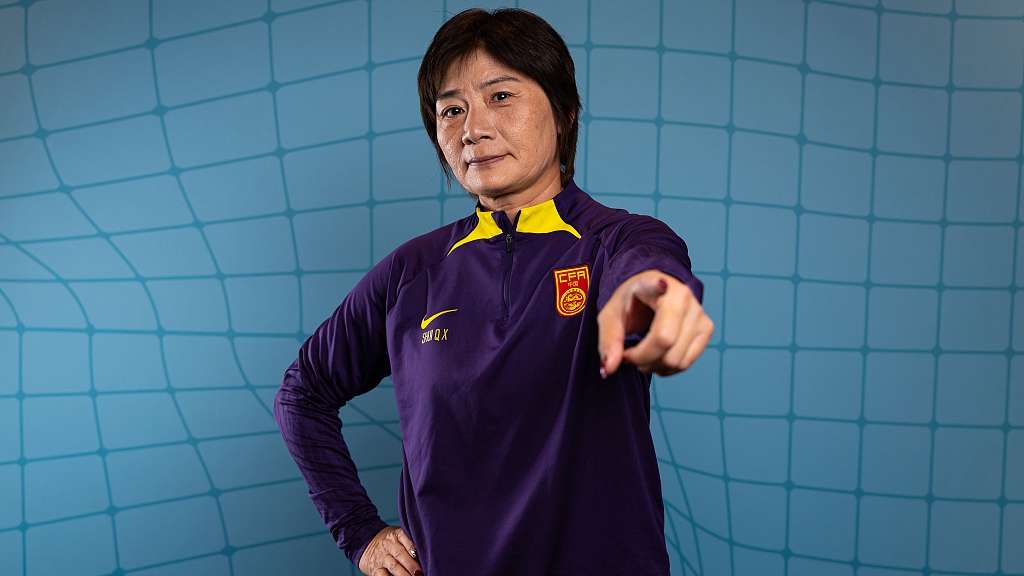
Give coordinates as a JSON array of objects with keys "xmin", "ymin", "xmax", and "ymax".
[{"xmin": 0, "ymin": 0, "xmax": 1022, "ymax": 575}]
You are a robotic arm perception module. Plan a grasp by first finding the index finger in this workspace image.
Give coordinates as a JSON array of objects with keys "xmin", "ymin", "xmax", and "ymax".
[
  {"xmin": 597, "ymin": 298, "xmax": 627, "ymax": 378},
  {"xmin": 621, "ymin": 294, "xmax": 684, "ymax": 370}
]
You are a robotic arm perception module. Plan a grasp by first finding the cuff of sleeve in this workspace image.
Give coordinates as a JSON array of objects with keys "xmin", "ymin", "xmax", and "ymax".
[
  {"xmin": 343, "ymin": 516, "xmax": 389, "ymax": 568},
  {"xmin": 598, "ymin": 245, "xmax": 704, "ymax": 309}
]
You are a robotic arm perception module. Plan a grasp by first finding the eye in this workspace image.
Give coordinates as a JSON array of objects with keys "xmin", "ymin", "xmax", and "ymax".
[
  {"xmin": 440, "ymin": 106, "xmax": 463, "ymax": 118},
  {"xmin": 492, "ymin": 92, "xmax": 511, "ymax": 102}
]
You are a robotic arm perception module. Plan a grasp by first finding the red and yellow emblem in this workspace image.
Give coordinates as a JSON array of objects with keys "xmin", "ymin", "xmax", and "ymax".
[{"xmin": 553, "ymin": 264, "xmax": 590, "ymax": 317}]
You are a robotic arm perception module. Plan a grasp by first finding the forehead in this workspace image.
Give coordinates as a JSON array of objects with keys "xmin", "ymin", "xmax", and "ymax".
[{"xmin": 440, "ymin": 49, "xmax": 524, "ymax": 90}]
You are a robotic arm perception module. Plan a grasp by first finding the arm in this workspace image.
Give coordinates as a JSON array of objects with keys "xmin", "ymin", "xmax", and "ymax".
[
  {"xmin": 273, "ymin": 259, "xmax": 395, "ymax": 566},
  {"xmin": 595, "ymin": 217, "xmax": 714, "ymax": 376}
]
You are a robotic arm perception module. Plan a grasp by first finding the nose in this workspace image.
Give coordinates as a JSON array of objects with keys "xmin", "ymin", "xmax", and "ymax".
[{"xmin": 462, "ymin": 105, "xmax": 494, "ymax": 145}]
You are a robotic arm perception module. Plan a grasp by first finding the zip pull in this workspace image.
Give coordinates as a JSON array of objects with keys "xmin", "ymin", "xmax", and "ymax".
[{"xmin": 505, "ymin": 233, "xmax": 513, "ymax": 253}]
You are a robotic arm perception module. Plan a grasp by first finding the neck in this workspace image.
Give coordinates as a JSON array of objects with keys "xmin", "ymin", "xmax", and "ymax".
[{"xmin": 477, "ymin": 173, "xmax": 564, "ymax": 220}]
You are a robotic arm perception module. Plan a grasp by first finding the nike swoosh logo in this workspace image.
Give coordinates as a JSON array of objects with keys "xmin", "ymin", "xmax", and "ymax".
[{"xmin": 421, "ymin": 308, "xmax": 458, "ymax": 330}]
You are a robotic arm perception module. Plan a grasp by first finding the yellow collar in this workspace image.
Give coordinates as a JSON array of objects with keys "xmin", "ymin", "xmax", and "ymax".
[{"xmin": 447, "ymin": 199, "xmax": 580, "ymax": 256}]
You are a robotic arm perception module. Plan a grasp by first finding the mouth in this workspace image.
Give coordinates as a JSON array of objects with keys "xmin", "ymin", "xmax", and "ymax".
[{"xmin": 467, "ymin": 154, "xmax": 506, "ymax": 167}]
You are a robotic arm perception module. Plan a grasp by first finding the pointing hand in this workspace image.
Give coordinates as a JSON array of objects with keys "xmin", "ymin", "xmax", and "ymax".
[{"xmin": 597, "ymin": 270, "xmax": 714, "ymax": 377}]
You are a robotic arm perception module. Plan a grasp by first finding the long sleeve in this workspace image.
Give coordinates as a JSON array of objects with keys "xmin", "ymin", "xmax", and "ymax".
[
  {"xmin": 597, "ymin": 214, "xmax": 704, "ymax": 309},
  {"xmin": 273, "ymin": 257, "xmax": 394, "ymax": 566}
]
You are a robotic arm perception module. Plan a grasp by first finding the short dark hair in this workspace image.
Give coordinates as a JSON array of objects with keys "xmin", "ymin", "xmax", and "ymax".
[{"xmin": 417, "ymin": 8, "xmax": 582, "ymax": 189}]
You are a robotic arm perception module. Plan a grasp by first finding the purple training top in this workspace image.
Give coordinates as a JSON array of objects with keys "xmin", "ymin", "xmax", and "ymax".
[{"xmin": 274, "ymin": 181, "xmax": 703, "ymax": 575}]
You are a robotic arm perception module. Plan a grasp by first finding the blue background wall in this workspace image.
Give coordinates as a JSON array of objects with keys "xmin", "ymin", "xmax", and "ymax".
[{"xmin": 0, "ymin": 0, "xmax": 1021, "ymax": 575}]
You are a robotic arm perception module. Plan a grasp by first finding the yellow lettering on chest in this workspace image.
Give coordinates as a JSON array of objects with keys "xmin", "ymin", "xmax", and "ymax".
[{"xmin": 421, "ymin": 327, "xmax": 449, "ymax": 344}]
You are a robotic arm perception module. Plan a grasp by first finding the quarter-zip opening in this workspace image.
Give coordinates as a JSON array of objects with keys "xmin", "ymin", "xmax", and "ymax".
[
  {"xmin": 502, "ymin": 231, "xmax": 513, "ymax": 323},
  {"xmin": 497, "ymin": 213, "xmax": 519, "ymax": 325}
]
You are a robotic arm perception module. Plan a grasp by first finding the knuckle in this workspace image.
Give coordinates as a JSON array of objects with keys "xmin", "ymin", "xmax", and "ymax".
[
  {"xmin": 630, "ymin": 346, "xmax": 656, "ymax": 365},
  {"xmin": 703, "ymin": 317, "xmax": 716, "ymax": 334},
  {"xmin": 660, "ymin": 347, "xmax": 682, "ymax": 367},
  {"xmin": 678, "ymin": 285, "xmax": 693, "ymax": 302},
  {"xmin": 651, "ymin": 328, "xmax": 675, "ymax": 349}
]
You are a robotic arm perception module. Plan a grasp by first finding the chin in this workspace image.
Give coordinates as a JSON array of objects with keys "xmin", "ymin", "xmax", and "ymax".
[{"xmin": 460, "ymin": 175, "xmax": 514, "ymax": 199}]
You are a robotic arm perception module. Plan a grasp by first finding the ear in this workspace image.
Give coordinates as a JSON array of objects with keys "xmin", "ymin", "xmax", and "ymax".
[{"xmin": 558, "ymin": 110, "xmax": 577, "ymax": 137}]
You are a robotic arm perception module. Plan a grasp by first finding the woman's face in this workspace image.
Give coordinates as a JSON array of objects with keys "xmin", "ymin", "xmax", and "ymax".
[{"xmin": 435, "ymin": 49, "xmax": 562, "ymax": 209}]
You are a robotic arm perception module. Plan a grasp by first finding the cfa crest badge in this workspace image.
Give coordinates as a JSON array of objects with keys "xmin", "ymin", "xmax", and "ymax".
[{"xmin": 553, "ymin": 264, "xmax": 590, "ymax": 317}]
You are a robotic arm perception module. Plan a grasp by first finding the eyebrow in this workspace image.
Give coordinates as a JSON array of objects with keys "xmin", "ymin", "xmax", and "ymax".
[{"xmin": 436, "ymin": 75, "xmax": 522, "ymax": 102}]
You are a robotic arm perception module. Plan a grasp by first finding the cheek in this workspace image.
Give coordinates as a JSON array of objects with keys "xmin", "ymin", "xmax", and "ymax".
[
  {"xmin": 520, "ymin": 113, "xmax": 558, "ymax": 157},
  {"xmin": 437, "ymin": 130, "xmax": 462, "ymax": 166},
  {"xmin": 507, "ymin": 109, "xmax": 551, "ymax": 152}
]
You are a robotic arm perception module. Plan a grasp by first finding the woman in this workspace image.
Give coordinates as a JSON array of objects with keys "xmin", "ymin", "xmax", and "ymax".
[{"xmin": 274, "ymin": 8, "xmax": 713, "ymax": 576}]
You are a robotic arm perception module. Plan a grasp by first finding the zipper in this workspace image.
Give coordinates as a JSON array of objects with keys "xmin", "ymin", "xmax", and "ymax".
[{"xmin": 502, "ymin": 232, "xmax": 513, "ymax": 323}]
